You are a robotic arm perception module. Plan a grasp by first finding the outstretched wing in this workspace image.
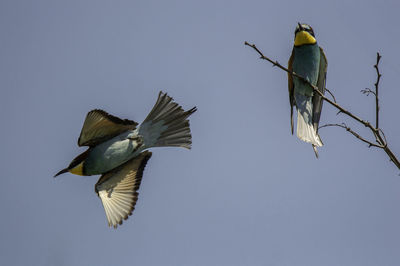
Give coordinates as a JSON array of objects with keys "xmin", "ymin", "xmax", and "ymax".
[
  {"xmin": 312, "ymin": 47, "xmax": 328, "ymax": 131},
  {"xmin": 78, "ymin": 109, "xmax": 138, "ymax": 147},
  {"xmin": 288, "ymin": 48, "xmax": 295, "ymax": 135},
  {"xmin": 95, "ymin": 151, "xmax": 152, "ymax": 228}
]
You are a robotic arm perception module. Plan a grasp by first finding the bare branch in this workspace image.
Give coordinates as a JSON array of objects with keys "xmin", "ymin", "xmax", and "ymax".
[
  {"xmin": 244, "ymin": 41, "xmax": 291, "ymax": 73},
  {"xmin": 325, "ymin": 88, "xmax": 337, "ymax": 103},
  {"xmin": 374, "ymin": 52, "xmax": 382, "ymax": 130},
  {"xmin": 379, "ymin": 128, "xmax": 387, "ymax": 145},
  {"xmin": 245, "ymin": 42, "xmax": 400, "ymax": 170},
  {"xmin": 319, "ymin": 123, "xmax": 383, "ymax": 148}
]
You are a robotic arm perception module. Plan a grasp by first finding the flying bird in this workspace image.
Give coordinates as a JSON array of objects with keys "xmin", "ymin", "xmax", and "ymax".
[
  {"xmin": 288, "ymin": 23, "xmax": 328, "ymax": 157},
  {"xmin": 55, "ymin": 91, "xmax": 197, "ymax": 228}
]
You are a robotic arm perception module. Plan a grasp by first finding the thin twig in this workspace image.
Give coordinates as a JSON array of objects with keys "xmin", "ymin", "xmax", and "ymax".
[
  {"xmin": 374, "ymin": 53, "xmax": 382, "ymax": 129},
  {"xmin": 319, "ymin": 123, "xmax": 383, "ymax": 148},
  {"xmin": 379, "ymin": 128, "xmax": 387, "ymax": 144},
  {"xmin": 325, "ymin": 88, "xmax": 337, "ymax": 103},
  {"xmin": 361, "ymin": 88, "xmax": 376, "ymax": 96},
  {"xmin": 245, "ymin": 42, "xmax": 400, "ymax": 169}
]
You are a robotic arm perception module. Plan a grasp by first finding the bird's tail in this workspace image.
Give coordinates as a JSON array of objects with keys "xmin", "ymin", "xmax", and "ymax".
[
  {"xmin": 296, "ymin": 94, "xmax": 323, "ymax": 150},
  {"xmin": 297, "ymin": 108, "xmax": 323, "ymax": 147},
  {"xmin": 139, "ymin": 91, "xmax": 197, "ymax": 149}
]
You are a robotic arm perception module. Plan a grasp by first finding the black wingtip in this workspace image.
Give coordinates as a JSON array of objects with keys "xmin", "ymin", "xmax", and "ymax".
[
  {"xmin": 54, "ymin": 168, "xmax": 68, "ymax": 178},
  {"xmin": 188, "ymin": 106, "xmax": 197, "ymax": 115}
]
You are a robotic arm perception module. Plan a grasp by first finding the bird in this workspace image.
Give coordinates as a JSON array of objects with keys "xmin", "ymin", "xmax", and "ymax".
[
  {"xmin": 55, "ymin": 91, "xmax": 197, "ymax": 228},
  {"xmin": 288, "ymin": 23, "xmax": 327, "ymax": 157}
]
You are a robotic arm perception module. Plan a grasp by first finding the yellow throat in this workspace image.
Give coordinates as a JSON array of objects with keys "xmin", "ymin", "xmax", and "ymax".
[
  {"xmin": 294, "ymin": 31, "xmax": 316, "ymax": 46},
  {"xmin": 69, "ymin": 161, "xmax": 84, "ymax": 176}
]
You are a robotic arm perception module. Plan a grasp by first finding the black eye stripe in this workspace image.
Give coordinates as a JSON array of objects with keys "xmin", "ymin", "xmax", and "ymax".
[
  {"xmin": 294, "ymin": 25, "xmax": 315, "ymax": 37},
  {"xmin": 295, "ymin": 28, "xmax": 310, "ymax": 33}
]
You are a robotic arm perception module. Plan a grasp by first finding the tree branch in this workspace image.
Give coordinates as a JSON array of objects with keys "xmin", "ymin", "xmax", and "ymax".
[
  {"xmin": 319, "ymin": 123, "xmax": 383, "ymax": 148},
  {"xmin": 325, "ymin": 88, "xmax": 337, "ymax": 103},
  {"xmin": 374, "ymin": 53, "xmax": 382, "ymax": 129},
  {"xmin": 245, "ymin": 41, "xmax": 400, "ymax": 170}
]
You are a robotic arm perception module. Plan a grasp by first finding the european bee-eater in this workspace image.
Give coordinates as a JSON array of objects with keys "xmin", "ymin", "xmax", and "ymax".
[
  {"xmin": 55, "ymin": 91, "xmax": 196, "ymax": 228},
  {"xmin": 288, "ymin": 23, "xmax": 327, "ymax": 157}
]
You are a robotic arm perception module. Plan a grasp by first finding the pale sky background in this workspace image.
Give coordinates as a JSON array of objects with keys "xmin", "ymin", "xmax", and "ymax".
[{"xmin": 1, "ymin": 0, "xmax": 400, "ymax": 265}]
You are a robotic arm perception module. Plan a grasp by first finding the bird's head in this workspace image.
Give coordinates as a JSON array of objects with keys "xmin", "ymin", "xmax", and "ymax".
[
  {"xmin": 54, "ymin": 150, "xmax": 89, "ymax": 177},
  {"xmin": 294, "ymin": 23, "xmax": 316, "ymax": 46}
]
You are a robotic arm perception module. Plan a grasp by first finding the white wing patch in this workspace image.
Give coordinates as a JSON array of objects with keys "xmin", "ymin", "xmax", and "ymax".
[{"xmin": 95, "ymin": 151, "xmax": 152, "ymax": 228}]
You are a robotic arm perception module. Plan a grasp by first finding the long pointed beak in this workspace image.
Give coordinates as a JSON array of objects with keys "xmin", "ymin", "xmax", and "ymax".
[
  {"xmin": 297, "ymin": 22, "xmax": 304, "ymax": 31},
  {"xmin": 54, "ymin": 168, "xmax": 69, "ymax": 178}
]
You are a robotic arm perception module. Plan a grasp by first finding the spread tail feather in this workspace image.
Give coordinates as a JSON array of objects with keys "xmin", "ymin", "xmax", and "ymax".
[{"xmin": 139, "ymin": 91, "xmax": 197, "ymax": 149}]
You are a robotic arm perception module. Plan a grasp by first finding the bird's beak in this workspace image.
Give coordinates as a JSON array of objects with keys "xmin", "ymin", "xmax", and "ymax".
[
  {"xmin": 297, "ymin": 22, "xmax": 304, "ymax": 31},
  {"xmin": 54, "ymin": 168, "xmax": 69, "ymax": 177}
]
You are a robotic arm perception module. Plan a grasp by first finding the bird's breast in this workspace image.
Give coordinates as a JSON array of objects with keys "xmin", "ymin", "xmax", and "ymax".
[{"xmin": 292, "ymin": 44, "xmax": 320, "ymax": 96}]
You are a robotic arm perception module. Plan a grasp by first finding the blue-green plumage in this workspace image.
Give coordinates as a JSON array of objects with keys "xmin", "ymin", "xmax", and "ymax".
[
  {"xmin": 292, "ymin": 44, "xmax": 320, "ymax": 96},
  {"xmin": 84, "ymin": 130, "xmax": 142, "ymax": 175},
  {"xmin": 288, "ymin": 23, "xmax": 327, "ymax": 156}
]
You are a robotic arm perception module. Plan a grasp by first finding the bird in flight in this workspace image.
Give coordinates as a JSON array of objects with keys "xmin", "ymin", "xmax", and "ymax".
[{"xmin": 55, "ymin": 91, "xmax": 197, "ymax": 228}]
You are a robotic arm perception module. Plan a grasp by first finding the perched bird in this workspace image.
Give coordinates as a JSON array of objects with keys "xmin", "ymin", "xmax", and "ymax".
[
  {"xmin": 288, "ymin": 23, "xmax": 327, "ymax": 157},
  {"xmin": 55, "ymin": 91, "xmax": 197, "ymax": 228}
]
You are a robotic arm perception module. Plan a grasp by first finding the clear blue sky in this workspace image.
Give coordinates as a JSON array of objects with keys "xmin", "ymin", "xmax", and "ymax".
[{"xmin": 1, "ymin": 0, "xmax": 400, "ymax": 265}]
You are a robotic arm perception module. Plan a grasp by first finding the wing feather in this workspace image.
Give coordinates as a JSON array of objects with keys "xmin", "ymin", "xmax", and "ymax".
[
  {"xmin": 288, "ymin": 49, "xmax": 295, "ymax": 135},
  {"xmin": 312, "ymin": 47, "xmax": 328, "ymax": 131},
  {"xmin": 95, "ymin": 151, "xmax": 152, "ymax": 228},
  {"xmin": 78, "ymin": 109, "xmax": 138, "ymax": 147}
]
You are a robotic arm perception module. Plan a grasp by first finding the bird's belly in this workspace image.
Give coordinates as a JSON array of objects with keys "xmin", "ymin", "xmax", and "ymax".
[
  {"xmin": 85, "ymin": 132, "xmax": 141, "ymax": 175},
  {"xmin": 293, "ymin": 45, "xmax": 320, "ymax": 96}
]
